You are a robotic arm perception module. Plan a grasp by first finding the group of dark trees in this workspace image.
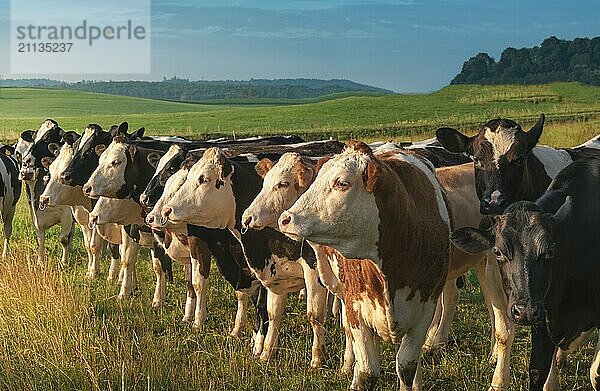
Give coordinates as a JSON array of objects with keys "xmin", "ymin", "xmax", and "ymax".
[
  {"xmin": 1, "ymin": 77, "xmax": 391, "ymax": 101},
  {"xmin": 452, "ymin": 36, "xmax": 600, "ymax": 85}
]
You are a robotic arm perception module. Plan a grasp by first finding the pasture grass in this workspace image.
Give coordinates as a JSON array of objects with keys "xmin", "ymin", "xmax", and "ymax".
[
  {"xmin": 2, "ymin": 82, "xmax": 600, "ymax": 143},
  {"xmin": 0, "ymin": 186, "xmax": 596, "ymax": 390}
]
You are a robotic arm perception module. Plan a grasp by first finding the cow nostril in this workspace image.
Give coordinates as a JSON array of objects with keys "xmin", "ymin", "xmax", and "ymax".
[
  {"xmin": 163, "ymin": 207, "xmax": 172, "ymax": 217},
  {"xmin": 146, "ymin": 215, "xmax": 155, "ymax": 224},
  {"xmin": 83, "ymin": 185, "xmax": 92, "ymax": 195},
  {"xmin": 280, "ymin": 214, "xmax": 291, "ymax": 227},
  {"xmin": 140, "ymin": 194, "xmax": 148, "ymax": 205},
  {"xmin": 511, "ymin": 304, "xmax": 527, "ymax": 322},
  {"xmin": 243, "ymin": 216, "xmax": 252, "ymax": 227}
]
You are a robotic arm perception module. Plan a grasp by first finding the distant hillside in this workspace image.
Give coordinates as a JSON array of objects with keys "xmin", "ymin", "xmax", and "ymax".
[
  {"xmin": 0, "ymin": 77, "xmax": 392, "ymax": 101},
  {"xmin": 452, "ymin": 36, "xmax": 600, "ymax": 85}
]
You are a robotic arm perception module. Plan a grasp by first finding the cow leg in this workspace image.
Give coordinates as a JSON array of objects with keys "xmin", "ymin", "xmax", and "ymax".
[
  {"xmin": 556, "ymin": 329, "xmax": 592, "ymax": 368},
  {"xmin": 340, "ymin": 301, "xmax": 356, "ymax": 376},
  {"xmin": 182, "ymin": 260, "xmax": 196, "ymax": 323},
  {"xmin": 348, "ymin": 321, "xmax": 380, "ymax": 391},
  {"xmin": 259, "ymin": 291, "xmax": 287, "ymax": 362},
  {"xmin": 396, "ymin": 301, "xmax": 436, "ymax": 391},
  {"xmin": 36, "ymin": 229, "xmax": 45, "ymax": 264},
  {"xmin": 81, "ymin": 224, "xmax": 94, "ymax": 277},
  {"xmin": 117, "ymin": 231, "xmax": 140, "ymax": 300},
  {"xmin": 151, "ymin": 246, "xmax": 167, "ymax": 308},
  {"xmin": 298, "ymin": 288, "xmax": 306, "ymax": 301},
  {"xmin": 301, "ymin": 261, "xmax": 328, "ymax": 370},
  {"xmin": 485, "ymin": 253, "xmax": 515, "ymax": 391},
  {"xmin": 189, "ymin": 237, "xmax": 211, "ymax": 331},
  {"xmin": 529, "ymin": 325, "xmax": 555, "ymax": 391},
  {"xmin": 590, "ymin": 333, "xmax": 600, "ymax": 390},
  {"xmin": 543, "ymin": 348, "xmax": 559, "ymax": 391},
  {"xmin": 475, "ymin": 260, "xmax": 498, "ymax": 365},
  {"xmin": 107, "ymin": 243, "xmax": 121, "ymax": 283},
  {"xmin": 424, "ymin": 279, "xmax": 459, "ymax": 353},
  {"xmin": 252, "ymin": 286, "xmax": 269, "ymax": 356},
  {"xmin": 58, "ymin": 217, "xmax": 74, "ymax": 268},
  {"xmin": 231, "ymin": 291, "xmax": 249, "ymax": 338},
  {"xmin": 84, "ymin": 225, "xmax": 105, "ymax": 279},
  {"xmin": 1, "ymin": 206, "xmax": 15, "ymax": 258}
]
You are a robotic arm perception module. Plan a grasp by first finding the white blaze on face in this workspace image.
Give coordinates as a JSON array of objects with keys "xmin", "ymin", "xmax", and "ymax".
[
  {"xmin": 85, "ymin": 142, "xmax": 128, "ymax": 198},
  {"xmin": 151, "ymin": 144, "xmax": 182, "ymax": 182},
  {"xmin": 41, "ymin": 144, "xmax": 84, "ymax": 207},
  {"xmin": 146, "ymin": 167, "xmax": 190, "ymax": 230},
  {"xmin": 243, "ymin": 153, "xmax": 312, "ymax": 230},
  {"xmin": 34, "ymin": 120, "xmax": 56, "ymax": 143},
  {"xmin": 484, "ymin": 125, "xmax": 518, "ymax": 167},
  {"xmin": 163, "ymin": 147, "xmax": 236, "ymax": 229},
  {"xmin": 77, "ymin": 126, "xmax": 96, "ymax": 152},
  {"xmin": 281, "ymin": 148, "xmax": 380, "ymax": 261}
]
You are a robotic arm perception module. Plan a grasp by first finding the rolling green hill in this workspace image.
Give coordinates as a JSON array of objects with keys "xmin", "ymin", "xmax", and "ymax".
[{"xmin": 2, "ymin": 82, "xmax": 600, "ymax": 146}]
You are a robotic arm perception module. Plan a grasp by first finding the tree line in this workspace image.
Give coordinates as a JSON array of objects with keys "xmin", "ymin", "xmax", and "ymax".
[{"xmin": 452, "ymin": 36, "xmax": 600, "ymax": 85}]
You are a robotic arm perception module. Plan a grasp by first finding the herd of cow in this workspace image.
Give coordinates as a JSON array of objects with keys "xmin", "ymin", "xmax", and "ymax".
[{"xmin": 2, "ymin": 115, "xmax": 599, "ymax": 390}]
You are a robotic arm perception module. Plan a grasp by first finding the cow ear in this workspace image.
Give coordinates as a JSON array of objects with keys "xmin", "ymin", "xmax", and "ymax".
[
  {"xmin": 62, "ymin": 131, "xmax": 80, "ymax": 146},
  {"xmin": 48, "ymin": 143, "xmax": 61, "ymax": 157},
  {"xmin": 552, "ymin": 195, "xmax": 571, "ymax": 226},
  {"xmin": 362, "ymin": 160, "xmax": 379, "ymax": 193},
  {"xmin": 131, "ymin": 127, "xmax": 145, "ymax": 140},
  {"xmin": 451, "ymin": 227, "xmax": 495, "ymax": 254},
  {"xmin": 436, "ymin": 127, "xmax": 473, "ymax": 153},
  {"xmin": 109, "ymin": 125, "xmax": 120, "ymax": 138},
  {"xmin": 41, "ymin": 156, "xmax": 55, "ymax": 169},
  {"xmin": 254, "ymin": 158, "xmax": 274, "ymax": 178},
  {"xmin": 21, "ymin": 130, "xmax": 35, "ymax": 143},
  {"xmin": 147, "ymin": 152, "xmax": 162, "ymax": 168},
  {"xmin": 0, "ymin": 145, "xmax": 15, "ymax": 156},
  {"xmin": 296, "ymin": 159, "xmax": 315, "ymax": 189},
  {"xmin": 526, "ymin": 114, "xmax": 545, "ymax": 151},
  {"xmin": 315, "ymin": 156, "xmax": 332, "ymax": 173},
  {"xmin": 94, "ymin": 144, "xmax": 107, "ymax": 156},
  {"xmin": 128, "ymin": 145, "xmax": 138, "ymax": 159},
  {"xmin": 117, "ymin": 122, "xmax": 129, "ymax": 135}
]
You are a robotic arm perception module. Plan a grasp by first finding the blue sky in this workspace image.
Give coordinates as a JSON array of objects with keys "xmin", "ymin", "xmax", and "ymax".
[{"xmin": 1, "ymin": 0, "xmax": 599, "ymax": 92}]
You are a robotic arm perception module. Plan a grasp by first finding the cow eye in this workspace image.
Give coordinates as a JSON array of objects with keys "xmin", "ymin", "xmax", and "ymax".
[
  {"xmin": 334, "ymin": 178, "xmax": 350, "ymax": 191},
  {"xmin": 198, "ymin": 175, "xmax": 208, "ymax": 184},
  {"xmin": 277, "ymin": 181, "xmax": 289, "ymax": 189},
  {"xmin": 112, "ymin": 160, "xmax": 121, "ymax": 167}
]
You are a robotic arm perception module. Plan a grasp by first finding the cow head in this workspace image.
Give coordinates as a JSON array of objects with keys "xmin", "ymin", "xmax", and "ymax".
[
  {"xmin": 83, "ymin": 135, "xmax": 140, "ymax": 199},
  {"xmin": 145, "ymin": 164, "xmax": 192, "ymax": 231},
  {"xmin": 278, "ymin": 141, "xmax": 380, "ymax": 260},
  {"xmin": 88, "ymin": 196, "xmax": 144, "ymax": 229},
  {"xmin": 140, "ymin": 144, "xmax": 186, "ymax": 209},
  {"xmin": 241, "ymin": 152, "xmax": 315, "ymax": 231},
  {"xmin": 39, "ymin": 133, "xmax": 85, "ymax": 210},
  {"xmin": 161, "ymin": 147, "xmax": 236, "ymax": 229},
  {"xmin": 19, "ymin": 119, "xmax": 63, "ymax": 181},
  {"xmin": 436, "ymin": 114, "xmax": 545, "ymax": 214},
  {"xmin": 60, "ymin": 122, "xmax": 144, "ymax": 187},
  {"xmin": 450, "ymin": 199, "xmax": 566, "ymax": 326}
]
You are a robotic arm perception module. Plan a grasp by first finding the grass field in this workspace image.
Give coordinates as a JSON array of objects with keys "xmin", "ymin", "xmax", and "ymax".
[{"xmin": 0, "ymin": 83, "xmax": 598, "ymax": 390}]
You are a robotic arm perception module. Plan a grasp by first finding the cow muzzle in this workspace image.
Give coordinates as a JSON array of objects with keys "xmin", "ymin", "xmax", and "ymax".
[
  {"xmin": 88, "ymin": 215, "xmax": 99, "ymax": 230},
  {"xmin": 39, "ymin": 196, "xmax": 50, "ymax": 211},
  {"xmin": 160, "ymin": 207, "xmax": 172, "ymax": 226}
]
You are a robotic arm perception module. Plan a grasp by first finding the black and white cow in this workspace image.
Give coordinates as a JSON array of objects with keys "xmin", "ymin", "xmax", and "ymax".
[
  {"xmin": 451, "ymin": 158, "xmax": 600, "ymax": 391},
  {"xmin": 436, "ymin": 114, "xmax": 600, "ymax": 214},
  {"xmin": 0, "ymin": 143, "xmax": 22, "ymax": 257},
  {"xmin": 16, "ymin": 120, "xmax": 74, "ymax": 264}
]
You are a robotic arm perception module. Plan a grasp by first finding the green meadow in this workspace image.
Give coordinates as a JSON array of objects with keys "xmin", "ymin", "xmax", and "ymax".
[{"xmin": 0, "ymin": 83, "xmax": 597, "ymax": 390}]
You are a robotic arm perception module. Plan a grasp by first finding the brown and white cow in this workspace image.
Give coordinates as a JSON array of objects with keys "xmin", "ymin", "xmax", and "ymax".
[
  {"xmin": 278, "ymin": 141, "xmax": 451, "ymax": 390},
  {"xmin": 245, "ymin": 151, "xmax": 513, "ymax": 390}
]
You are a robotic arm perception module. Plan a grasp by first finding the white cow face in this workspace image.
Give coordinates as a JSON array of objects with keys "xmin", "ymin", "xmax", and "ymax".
[
  {"xmin": 278, "ymin": 142, "xmax": 380, "ymax": 260},
  {"xmin": 161, "ymin": 147, "xmax": 236, "ymax": 229},
  {"xmin": 242, "ymin": 153, "xmax": 314, "ymax": 231},
  {"xmin": 39, "ymin": 144, "xmax": 85, "ymax": 209},
  {"xmin": 146, "ymin": 167, "xmax": 190, "ymax": 231},
  {"xmin": 83, "ymin": 141, "xmax": 129, "ymax": 198}
]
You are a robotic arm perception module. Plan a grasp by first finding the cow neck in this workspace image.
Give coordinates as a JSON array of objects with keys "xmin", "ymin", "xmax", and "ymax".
[
  {"xmin": 373, "ymin": 159, "xmax": 449, "ymax": 303},
  {"xmin": 118, "ymin": 146, "xmax": 160, "ymax": 202},
  {"xmin": 518, "ymin": 153, "xmax": 552, "ymax": 202}
]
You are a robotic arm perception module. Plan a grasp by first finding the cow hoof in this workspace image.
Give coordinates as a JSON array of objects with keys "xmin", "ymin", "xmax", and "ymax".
[
  {"xmin": 86, "ymin": 272, "xmax": 99, "ymax": 279},
  {"xmin": 181, "ymin": 315, "xmax": 194, "ymax": 323},
  {"xmin": 229, "ymin": 330, "xmax": 242, "ymax": 339},
  {"xmin": 340, "ymin": 364, "xmax": 353, "ymax": 377},
  {"xmin": 151, "ymin": 300, "xmax": 163, "ymax": 309},
  {"xmin": 259, "ymin": 352, "xmax": 272, "ymax": 363},
  {"xmin": 423, "ymin": 342, "xmax": 446, "ymax": 356},
  {"xmin": 192, "ymin": 323, "xmax": 203, "ymax": 333}
]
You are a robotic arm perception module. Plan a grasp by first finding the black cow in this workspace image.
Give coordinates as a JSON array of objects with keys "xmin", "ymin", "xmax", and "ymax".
[
  {"xmin": 451, "ymin": 158, "xmax": 600, "ymax": 391},
  {"xmin": 436, "ymin": 114, "xmax": 600, "ymax": 214},
  {"xmin": 0, "ymin": 144, "xmax": 23, "ymax": 257}
]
